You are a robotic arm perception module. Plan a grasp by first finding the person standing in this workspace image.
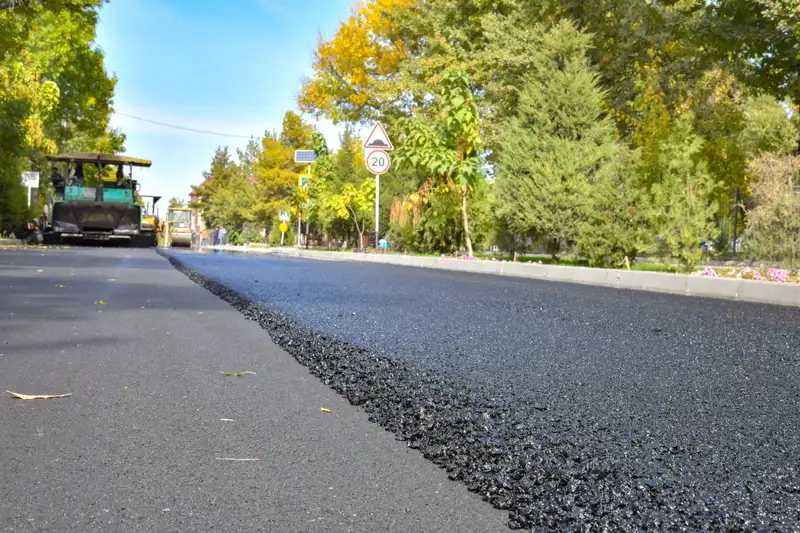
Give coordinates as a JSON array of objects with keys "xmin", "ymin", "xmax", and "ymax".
[
  {"xmin": 218, "ymin": 226, "xmax": 227, "ymax": 246},
  {"xmin": 212, "ymin": 226, "xmax": 219, "ymax": 246}
]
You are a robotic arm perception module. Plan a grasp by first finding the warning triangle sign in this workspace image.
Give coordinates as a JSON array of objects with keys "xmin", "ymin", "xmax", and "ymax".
[{"xmin": 363, "ymin": 122, "xmax": 394, "ymax": 151}]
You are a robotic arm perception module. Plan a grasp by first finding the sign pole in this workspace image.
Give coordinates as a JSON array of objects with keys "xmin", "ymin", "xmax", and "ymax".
[
  {"xmin": 375, "ymin": 173, "xmax": 379, "ymax": 251},
  {"xmin": 305, "ymin": 164, "xmax": 311, "ymax": 249},
  {"xmin": 27, "ymin": 186, "xmax": 32, "ymax": 208},
  {"xmin": 297, "ymin": 171, "xmax": 302, "ymax": 247}
]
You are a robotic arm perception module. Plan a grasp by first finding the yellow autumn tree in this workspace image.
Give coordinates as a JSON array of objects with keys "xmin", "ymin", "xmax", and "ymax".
[{"xmin": 298, "ymin": 0, "xmax": 412, "ymax": 123}]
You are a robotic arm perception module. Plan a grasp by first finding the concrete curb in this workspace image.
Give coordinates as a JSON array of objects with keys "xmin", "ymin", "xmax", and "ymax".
[{"xmin": 206, "ymin": 246, "xmax": 800, "ymax": 308}]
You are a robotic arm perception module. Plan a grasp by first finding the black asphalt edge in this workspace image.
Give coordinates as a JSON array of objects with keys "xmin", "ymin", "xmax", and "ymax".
[{"xmin": 160, "ymin": 251, "xmax": 785, "ymax": 532}]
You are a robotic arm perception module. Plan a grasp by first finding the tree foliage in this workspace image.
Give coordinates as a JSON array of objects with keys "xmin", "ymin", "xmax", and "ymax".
[
  {"xmin": 495, "ymin": 21, "xmax": 618, "ymax": 258},
  {"xmin": 649, "ymin": 113, "xmax": 719, "ymax": 270},
  {"xmin": 394, "ymin": 69, "xmax": 482, "ymax": 255},
  {"xmin": 744, "ymin": 153, "xmax": 800, "ymax": 268},
  {"xmin": 0, "ymin": 0, "xmax": 122, "ymax": 228},
  {"xmin": 195, "ymin": 0, "xmax": 800, "ymax": 268}
]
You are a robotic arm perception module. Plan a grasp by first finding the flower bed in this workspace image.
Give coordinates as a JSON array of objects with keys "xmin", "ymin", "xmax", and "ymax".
[{"xmin": 692, "ymin": 265, "xmax": 799, "ymax": 283}]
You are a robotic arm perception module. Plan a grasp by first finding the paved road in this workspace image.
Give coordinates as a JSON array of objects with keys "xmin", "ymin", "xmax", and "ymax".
[
  {"xmin": 0, "ymin": 247, "xmax": 509, "ymax": 533},
  {"xmin": 167, "ymin": 250, "xmax": 800, "ymax": 531}
]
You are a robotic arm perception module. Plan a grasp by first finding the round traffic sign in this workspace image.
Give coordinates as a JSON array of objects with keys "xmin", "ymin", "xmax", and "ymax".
[
  {"xmin": 279, "ymin": 222, "xmax": 289, "ymax": 233},
  {"xmin": 365, "ymin": 149, "xmax": 391, "ymax": 175}
]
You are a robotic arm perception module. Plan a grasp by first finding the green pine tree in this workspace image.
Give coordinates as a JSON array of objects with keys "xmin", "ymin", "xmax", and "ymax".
[
  {"xmin": 577, "ymin": 148, "xmax": 656, "ymax": 267},
  {"xmin": 494, "ymin": 20, "xmax": 618, "ymax": 258},
  {"xmin": 649, "ymin": 113, "xmax": 719, "ymax": 270}
]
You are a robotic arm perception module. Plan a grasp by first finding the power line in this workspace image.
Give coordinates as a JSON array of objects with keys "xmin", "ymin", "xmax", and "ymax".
[{"xmin": 115, "ymin": 112, "xmax": 257, "ymax": 139}]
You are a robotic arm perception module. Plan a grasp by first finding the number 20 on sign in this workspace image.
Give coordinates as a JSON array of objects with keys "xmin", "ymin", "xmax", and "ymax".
[{"xmin": 365, "ymin": 149, "xmax": 391, "ymax": 175}]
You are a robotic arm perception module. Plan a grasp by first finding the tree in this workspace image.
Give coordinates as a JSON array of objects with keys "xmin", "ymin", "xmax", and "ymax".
[
  {"xmin": 246, "ymin": 132, "xmax": 297, "ymax": 234},
  {"xmin": 298, "ymin": 0, "xmax": 412, "ymax": 123},
  {"xmin": 741, "ymin": 95, "xmax": 799, "ymax": 157},
  {"xmin": 649, "ymin": 113, "xmax": 719, "ymax": 270},
  {"xmin": 190, "ymin": 147, "xmax": 244, "ymax": 228},
  {"xmin": 168, "ymin": 197, "xmax": 185, "ymax": 208},
  {"xmin": 279, "ymin": 111, "xmax": 314, "ymax": 150},
  {"xmin": 395, "ymin": 69, "xmax": 482, "ymax": 256},
  {"xmin": 578, "ymin": 149, "xmax": 656, "ymax": 267},
  {"xmin": 494, "ymin": 20, "xmax": 618, "ymax": 258},
  {"xmin": 699, "ymin": 0, "xmax": 800, "ymax": 106},
  {"xmin": 325, "ymin": 178, "xmax": 375, "ymax": 247},
  {"xmin": 1, "ymin": 0, "xmax": 120, "ymax": 228},
  {"xmin": 744, "ymin": 153, "xmax": 800, "ymax": 269}
]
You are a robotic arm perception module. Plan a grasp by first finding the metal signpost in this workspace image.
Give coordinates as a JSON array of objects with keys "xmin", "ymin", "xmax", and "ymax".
[
  {"xmin": 21, "ymin": 171, "xmax": 40, "ymax": 208},
  {"xmin": 279, "ymin": 222, "xmax": 289, "ymax": 246},
  {"xmin": 363, "ymin": 123, "xmax": 393, "ymax": 251},
  {"xmin": 278, "ymin": 211, "xmax": 290, "ymax": 246},
  {"xmin": 294, "ymin": 150, "xmax": 317, "ymax": 247}
]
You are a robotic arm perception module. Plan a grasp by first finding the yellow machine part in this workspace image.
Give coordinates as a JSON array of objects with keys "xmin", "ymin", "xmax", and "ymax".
[{"xmin": 164, "ymin": 207, "xmax": 193, "ymax": 248}]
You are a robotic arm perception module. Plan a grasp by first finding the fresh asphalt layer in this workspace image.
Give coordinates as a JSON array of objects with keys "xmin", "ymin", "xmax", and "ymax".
[
  {"xmin": 165, "ymin": 249, "xmax": 800, "ymax": 531},
  {"xmin": 0, "ymin": 246, "xmax": 509, "ymax": 533}
]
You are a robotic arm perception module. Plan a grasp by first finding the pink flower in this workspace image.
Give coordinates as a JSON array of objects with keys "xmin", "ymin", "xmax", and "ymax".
[
  {"xmin": 696, "ymin": 266, "xmax": 721, "ymax": 278},
  {"xmin": 766, "ymin": 268, "xmax": 789, "ymax": 283}
]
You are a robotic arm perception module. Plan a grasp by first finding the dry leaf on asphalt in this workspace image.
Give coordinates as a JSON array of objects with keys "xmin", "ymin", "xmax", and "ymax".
[
  {"xmin": 7, "ymin": 390, "xmax": 72, "ymax": 400},
  {"xmin": 95, "ymin": 300, "xmax": 106, "ymax": 305},
  {"xmin": 320, "ymin": 407, "xmax": 334, "ymax": 414},
  {"xmin": 220, "ymin": 418, "xmax": 236, "ymax": 422},
  {"xmin": 220, "ymin": 371, "xmax": 256, "ymax": 377},
  {"xmin": 54, "ymin": 284, "xmax": 67, "ymax": 288}
]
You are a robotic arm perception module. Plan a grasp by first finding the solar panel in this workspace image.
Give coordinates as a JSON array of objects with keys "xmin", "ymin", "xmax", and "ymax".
[{"xmin": 294, "ymin": 150, "xmax": 317, "ymax": 164}]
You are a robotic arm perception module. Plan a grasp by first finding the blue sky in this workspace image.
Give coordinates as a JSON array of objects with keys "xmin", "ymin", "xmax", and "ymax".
[{"xmin": 95, "ymin": 0, "xmax": 354, "ymax": 207}]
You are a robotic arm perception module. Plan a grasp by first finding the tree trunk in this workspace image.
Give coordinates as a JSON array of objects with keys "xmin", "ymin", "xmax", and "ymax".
[{"xmin": 461, "ymin": 185, "xmax": 473, "ymax": 257}]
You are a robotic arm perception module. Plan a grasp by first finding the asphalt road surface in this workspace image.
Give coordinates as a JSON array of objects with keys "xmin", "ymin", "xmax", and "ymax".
[
  {"xmin": 0, "ymin": 246, "xmax": 509, "ymax": 533},
  {"xmin": 164, "ymin": 249, "xmax": 800, "ymax": 531}
]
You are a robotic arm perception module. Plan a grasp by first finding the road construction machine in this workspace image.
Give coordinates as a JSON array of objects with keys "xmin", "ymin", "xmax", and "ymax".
[
  {"xmin": 139, "ymin": 195, "xmax": 162, "ymax": 246},
  {"xmin": 163, "ymin": 206, "xmax": 193, "ymax": 247},
  {"xmin": 43, "ymin": 153, "xmax": 155, "ymax": 247}
]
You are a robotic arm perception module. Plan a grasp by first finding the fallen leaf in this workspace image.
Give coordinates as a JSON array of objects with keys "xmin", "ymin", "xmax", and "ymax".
[
  {"xmin": 95, "ymin": 300, "xmax": 105, "ymax": 305},
  {"xmin": 220, "ymin": 418, "xmax": 236, "ymax": 422},
  {"xmin": 36, "ymin": 269, "xmax": 43, "ymax": 273},
  {"xmin": 54, "ymin": 284, "xmax": 67, "ymax": 288},
  {"xmin": 320, "ymin": 407, "xmax": 334, "ymax": 414},
  {"xmin": 7, "ymin": 390, "xmax": 72, "ymax": 400},
  {"xmin": 220, "ymin": 371, "xmax": 256, "ymax": 377}
]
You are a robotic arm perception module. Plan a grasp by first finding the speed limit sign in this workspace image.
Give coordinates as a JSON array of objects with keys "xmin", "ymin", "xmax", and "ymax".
[{"xmin": 365, "ymin": 149, "xmax": 391, "ymax": 175}]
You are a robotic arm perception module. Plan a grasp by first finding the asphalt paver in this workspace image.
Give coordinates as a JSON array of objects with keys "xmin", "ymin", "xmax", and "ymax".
[{"xmin": 0, "ymin": 247, "xmax": 509, "ymax": 533}]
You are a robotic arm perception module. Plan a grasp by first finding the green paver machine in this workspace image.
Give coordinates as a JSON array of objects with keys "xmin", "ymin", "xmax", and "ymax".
[{"xmin": 43, "ymin": 153, "xmax": 155, "ymax": 246}]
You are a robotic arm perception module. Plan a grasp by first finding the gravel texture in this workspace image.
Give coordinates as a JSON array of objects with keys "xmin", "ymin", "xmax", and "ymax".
[{"xmin": 164, "ymin": 250, "xmax": 800, "ymax": 531}]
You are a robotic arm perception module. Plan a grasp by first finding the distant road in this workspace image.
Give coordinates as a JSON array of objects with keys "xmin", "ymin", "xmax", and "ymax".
[
  {"xmin": 0, "ymin": 247, "xmax": 508, "ymax": 533},
  {"xmin": 167, "ymin": 249, "xmax": 800, "ymax": 531}
]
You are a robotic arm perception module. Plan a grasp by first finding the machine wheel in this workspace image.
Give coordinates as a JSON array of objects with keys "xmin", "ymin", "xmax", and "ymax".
[{"xmin": 42, "ymin": 232, "xmax": 61, "ymax": 245}]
